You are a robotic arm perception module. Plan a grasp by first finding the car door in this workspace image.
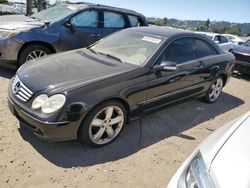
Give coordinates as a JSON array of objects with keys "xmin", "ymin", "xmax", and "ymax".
[
  {"xmin": 195, "ymin": 38, "xmax": 223, "ymax": 83},
  {"xmin": 59, "ymin": 9, "xmax": 103, "ymax": 51},
  {"xmin": 146, "ymin": 37, "xmax": 205, "ymax": 106},
  {"xmin": 100, "ymin": 10, "xmax": 128, "ymax": 38}
]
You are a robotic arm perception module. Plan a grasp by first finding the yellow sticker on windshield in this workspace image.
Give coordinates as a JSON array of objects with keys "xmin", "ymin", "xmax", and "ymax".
[{"xmin": 142, "ymin": 36, "xmax": 162, "ymax": 44}]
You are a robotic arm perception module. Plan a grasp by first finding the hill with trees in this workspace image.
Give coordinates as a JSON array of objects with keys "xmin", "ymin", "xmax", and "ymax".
[{"xmin": 147, "ymin": 17, "xmax": 250, "ymax": 36}]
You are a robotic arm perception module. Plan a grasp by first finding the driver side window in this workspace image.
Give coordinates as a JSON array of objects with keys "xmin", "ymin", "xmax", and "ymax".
[
  {"xmin": 157, "ymin": 38, "xmax": 196, "ymax": 64},
  {"xmin": 71, "ymin": 10, "xmax": 98, "ymax": 27}
]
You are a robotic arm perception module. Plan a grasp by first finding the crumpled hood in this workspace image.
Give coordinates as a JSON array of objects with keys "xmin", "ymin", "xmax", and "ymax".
[
  {"xmin": 0, "ymin": 15, "xmax": 44, "ymax": 31},
  {"xmin": 17, "ymin": 49, "xmax": 138, "ymax": 93},
  {"xmin": 233, "ymin": 45, "xmax": 250, "ymax": 55}
]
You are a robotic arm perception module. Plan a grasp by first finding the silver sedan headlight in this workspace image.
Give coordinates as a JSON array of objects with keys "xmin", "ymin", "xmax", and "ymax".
[
  {"xmin": 184, "ymin": 152, "xmax": 215, "ymax": 188},
  {"xmin": 32, "ymin": 94, "xmax": 66, "ymax": 114},
  {"xmin": 0, "ymin": 30, "xmax": 18, "ymax": 39}
]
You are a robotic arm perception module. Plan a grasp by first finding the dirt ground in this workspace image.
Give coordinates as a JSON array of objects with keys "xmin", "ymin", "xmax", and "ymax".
[{"xmin": 0, "ymin": 66, "xmax": 250, "ymax": 188}]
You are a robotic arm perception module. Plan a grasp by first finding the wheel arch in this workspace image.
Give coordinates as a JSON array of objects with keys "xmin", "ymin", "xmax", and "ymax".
[
  {"xmin": 77, "ymin": 97, "xmax": 131, "ymax": 138},
  {"xmin": 17, "ymin": 41, "xmax": 57, "ymax": 61},
  {"xmin": 218, "ymin": 73, "xmax": 228, "ymax": 87}
]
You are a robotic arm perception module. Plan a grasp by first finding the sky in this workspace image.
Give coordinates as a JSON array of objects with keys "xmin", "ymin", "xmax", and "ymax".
[{"xmin": 11, "ymin": 0, "xmax": 250, "ymax": 23}]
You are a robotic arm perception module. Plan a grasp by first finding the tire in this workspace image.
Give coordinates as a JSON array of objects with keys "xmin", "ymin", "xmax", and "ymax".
[
  {"xmin": 18, "ymin": 44, "xmax": 52, "ymax": 67},
  {"xmin": 203, "ymin": 77, "xmax": 224, "ymax": 103},
  {"xmin": 78, "ymin": 100, "xmax": 127, "ymax": 147}
]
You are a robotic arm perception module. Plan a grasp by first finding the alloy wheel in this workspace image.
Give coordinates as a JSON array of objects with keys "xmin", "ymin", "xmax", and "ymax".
[
  {"xmin": 89, "ymin": 106, "xmax": 124, "ymax": 145},
  {"xmin": 26, "ymin": 50, "xmax": 47, "ymax": 61},
  {"xmin": 209, "ymin": 78, "xmax": 223, "ymax": 102}
]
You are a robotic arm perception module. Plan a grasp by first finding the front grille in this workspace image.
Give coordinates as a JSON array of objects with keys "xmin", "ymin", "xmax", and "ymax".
[
  {"xmin": 11, "ymin": 76, "xmax": 33, "ymax": 102},
  {"xmin": 234, "ymin": 53, "xmax": 250, "ymax": 63}
]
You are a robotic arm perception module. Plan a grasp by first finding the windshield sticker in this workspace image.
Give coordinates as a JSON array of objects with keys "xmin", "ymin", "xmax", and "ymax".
[
  {"xmin": 67, "ymin": 6, "xmax": 77, "ymax": 11},
  {"xmin": 142, "ymin": 36, "xmax": 162, "ymax": 44}
]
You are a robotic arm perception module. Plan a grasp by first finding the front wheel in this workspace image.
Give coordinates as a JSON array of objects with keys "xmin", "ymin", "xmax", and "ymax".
[
  {"xmin": 18, "ymin": 44, "xmax": 52, "ymax": 67},
  {"xmin": 78, "ymin": 101, "xmax": 127, "ymax": 147},
  {"xmin": 203, "ymin": 77, "xmax": 224, "ymax": 103}
]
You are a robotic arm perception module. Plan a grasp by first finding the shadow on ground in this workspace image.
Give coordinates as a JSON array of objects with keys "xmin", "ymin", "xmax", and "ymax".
[
  {"xmin": 18, "ymin": 92, "xmax": 244, "ymax": 168},
  {"xmin": 232, "ymin": 72, "xmax": 250, "ymax": 81},
  {"xmin": 0, "ymin": 65, "xmax": 15, "ymax": 79}
]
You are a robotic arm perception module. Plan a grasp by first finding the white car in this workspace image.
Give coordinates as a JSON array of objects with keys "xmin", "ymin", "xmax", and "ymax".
[
  {"xmin": 224, "ymin": 34, "xmax": 244, "ymax": 45},
  {"xmin": 168, "ymin": 111, "xmax": 250, "ymax": 188},
  {"xmin": 196, "ymin": 32, "xmax": 235, "ymax": 52}
]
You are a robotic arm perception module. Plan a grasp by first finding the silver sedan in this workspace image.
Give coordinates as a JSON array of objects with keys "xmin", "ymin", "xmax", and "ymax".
[{"xmin": 168, "ymin": 111, "xmax": 250, "ymax": 188}]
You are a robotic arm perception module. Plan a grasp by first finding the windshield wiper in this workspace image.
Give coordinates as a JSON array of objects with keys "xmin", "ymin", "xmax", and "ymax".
[
  {"xmin": 102, "ymin": 53, "xmax": 124, "ymax": 63},
  {"xmin": 87, "ymin": 47, "xmax": 98, "ymax": 54},
  {"xmin": 29, "ymin": 16, "xmax": 36, "ymax": 19}
]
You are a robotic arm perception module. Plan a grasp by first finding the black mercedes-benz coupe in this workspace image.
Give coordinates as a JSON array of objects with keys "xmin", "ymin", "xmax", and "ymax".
[{"xmin": 8, "ymin": 27, "xmax": 235, "ymax": 146}]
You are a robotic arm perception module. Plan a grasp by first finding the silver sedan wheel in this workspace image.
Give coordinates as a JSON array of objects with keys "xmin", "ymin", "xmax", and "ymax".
[
  {"xmin": 209, "ymin": 78, "xmax": 223, "ymax": 102},
  {"xmin": 26, "ymin": 50, "xmax": 47, "ymax": 61},
  {"xmin": 89, "ymin": 106, "xmax": 124, "ymax": 145}
]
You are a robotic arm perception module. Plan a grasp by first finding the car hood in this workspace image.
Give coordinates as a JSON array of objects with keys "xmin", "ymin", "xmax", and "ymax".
[
  {"xmin": 209, "ymin": 113, "xmax": 250, "ymax": 188},
  {"xmin": 0, "ymin": 15, "xmax": 44, "ymax": 31},
  {"xmin": 17, "ymin": 49, "xmax": 138, "ymax": 93},
  {"xmin": 167, "ymin": 112, "xmax": 250, "ymax": 188},
  {"xmin": 233, "ymin": 45, "xmax": 250, "ymax": 55}
]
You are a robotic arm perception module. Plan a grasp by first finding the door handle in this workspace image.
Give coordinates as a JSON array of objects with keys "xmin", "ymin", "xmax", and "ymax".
[{"xmin": 169, "ymin": 76, "xmax": 181, "ymax": 83}]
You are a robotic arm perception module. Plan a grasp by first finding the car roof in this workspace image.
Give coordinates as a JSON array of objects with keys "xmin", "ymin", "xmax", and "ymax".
[
  {"xmin": 64, "ymin": 2, "xmax": 144, "ymax": 17},
  {"xmin": 126, "ymin": 26, "xmax": 194, "ymax": 38}
]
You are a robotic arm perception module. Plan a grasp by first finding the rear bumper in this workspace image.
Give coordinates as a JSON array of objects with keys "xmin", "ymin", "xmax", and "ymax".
[
  {"xmin": 8, "ymin": 97, "xmax": 80, "ymax": 142},
  {"xmin": 235, "ymin": 61, "xmax": 250, "ymax": 74}
]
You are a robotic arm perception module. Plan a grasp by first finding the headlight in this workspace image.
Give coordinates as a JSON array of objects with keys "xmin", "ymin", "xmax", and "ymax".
[
  {"xmin": 0, "ymin": 30, "xmax": 18, "ymax": 39},
  {"xmin": 184, "ymin": 152, "xmax": 215, "ymax": 188},
  {"xmin": 32, "ymin": 94, "xmax": 48, "ymax": 109},
  {"xmin": 31, "ymin": 94, "xmax": 66, "ymax": 114}
]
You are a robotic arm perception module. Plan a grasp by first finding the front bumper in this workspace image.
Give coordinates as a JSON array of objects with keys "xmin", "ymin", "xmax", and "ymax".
[
  {"xmin": 8, "ymin": 97, "xmax": 80, "ymax": 142},
  {"xmin": 235, "ymin": 61, "xmax": 250, "ymax": 75},
  {"xmin": 0, "ymin": 38, "xmax": 22, "ymax": 64}
]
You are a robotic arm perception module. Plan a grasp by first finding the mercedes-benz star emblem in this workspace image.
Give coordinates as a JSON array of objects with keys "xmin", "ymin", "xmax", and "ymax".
[{"xmin": 14, "ymin": 81, "xmax": 21, "ymax": 94}]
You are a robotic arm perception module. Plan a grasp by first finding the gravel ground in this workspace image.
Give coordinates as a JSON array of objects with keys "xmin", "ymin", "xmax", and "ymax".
[{"xmin": 0, "ymin": 66, "xmax": 250, "ymax": 188}]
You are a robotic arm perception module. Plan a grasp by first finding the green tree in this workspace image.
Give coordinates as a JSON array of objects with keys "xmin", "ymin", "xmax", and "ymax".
[
  {"xmin": 225, "ymin": 27, "xmax": 241, "ymax": 35},
  {"xmin": 205, "ymin": 19, "xmax": 210, "ymax": 28},
  {"xmin": 0, "ymin": 0, "xmax": 8, "ymax": 4},
  {"xmin": 196, "ymin": 26, "xmax": 207, "ymax": 32},
  {"xmin": 163, "ymin": 17, "xmax": 168, "ymax": 25}
]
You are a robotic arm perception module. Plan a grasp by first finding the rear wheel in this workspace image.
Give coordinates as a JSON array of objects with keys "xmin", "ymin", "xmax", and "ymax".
[
  {"xmin": 79, "ymin": 100, "xmax": 127, "ymax": 147},
  {"xmin": 18, "ymin": 44, "xmax": 52, "ymax": 67},
  {"xmin": 203, "ymin": 77, "xmax": 224, "ymax": 103}
]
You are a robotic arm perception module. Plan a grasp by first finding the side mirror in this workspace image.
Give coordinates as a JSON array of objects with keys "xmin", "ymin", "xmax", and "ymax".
[
  {"xmin": 214, "ymin": 40, "xmax": 220, "ymax": 44},
  {"xmin": 153, "ymin": 61, "xmax": 177, "ymax": 72},
  {"xmin": 238, "ymin": 42, "xmax": 244, "ymax": 45},
  {"xmin": 64, "ymin": 20, "xmax": 76, "ymax": 33}
]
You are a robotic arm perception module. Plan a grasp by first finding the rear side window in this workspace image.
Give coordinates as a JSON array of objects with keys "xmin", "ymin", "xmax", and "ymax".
[
  {"xmin": 71, "ymin": 10, "xmax": 98, "ymax": 27},
  {"xmin": 161, "ymin": 38, "xmax": 196, "ymax": 64},
  {"xmin": 195, "ymin": 39, "xmax": 217, "ymax": 58},
  {"xmin": 128, "ymin": 15, "xmax": 139, "ymax": 27},
  {"xmin": 214, "ymin": 36, "xmax": 220, "ymax": 42},
  {"xmin": 104, "ymin": 11, "xmax": 125, "ymax": 28},
  {"xmin": 220, "ymin": 36, "xmax": 228, "ymax": 43}
]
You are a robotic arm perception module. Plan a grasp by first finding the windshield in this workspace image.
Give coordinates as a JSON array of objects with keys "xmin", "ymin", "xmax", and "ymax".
[
  {"xmin": 31, "ymin": 4, "xmax": 76, "ymax": 23},
  {"xmin": 244, "ymin": 40, "xmax": 250, "ymax": 47},
  {"xmin": 91, "ymin": 30, "xmax": 165, "ymax": 66}
]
